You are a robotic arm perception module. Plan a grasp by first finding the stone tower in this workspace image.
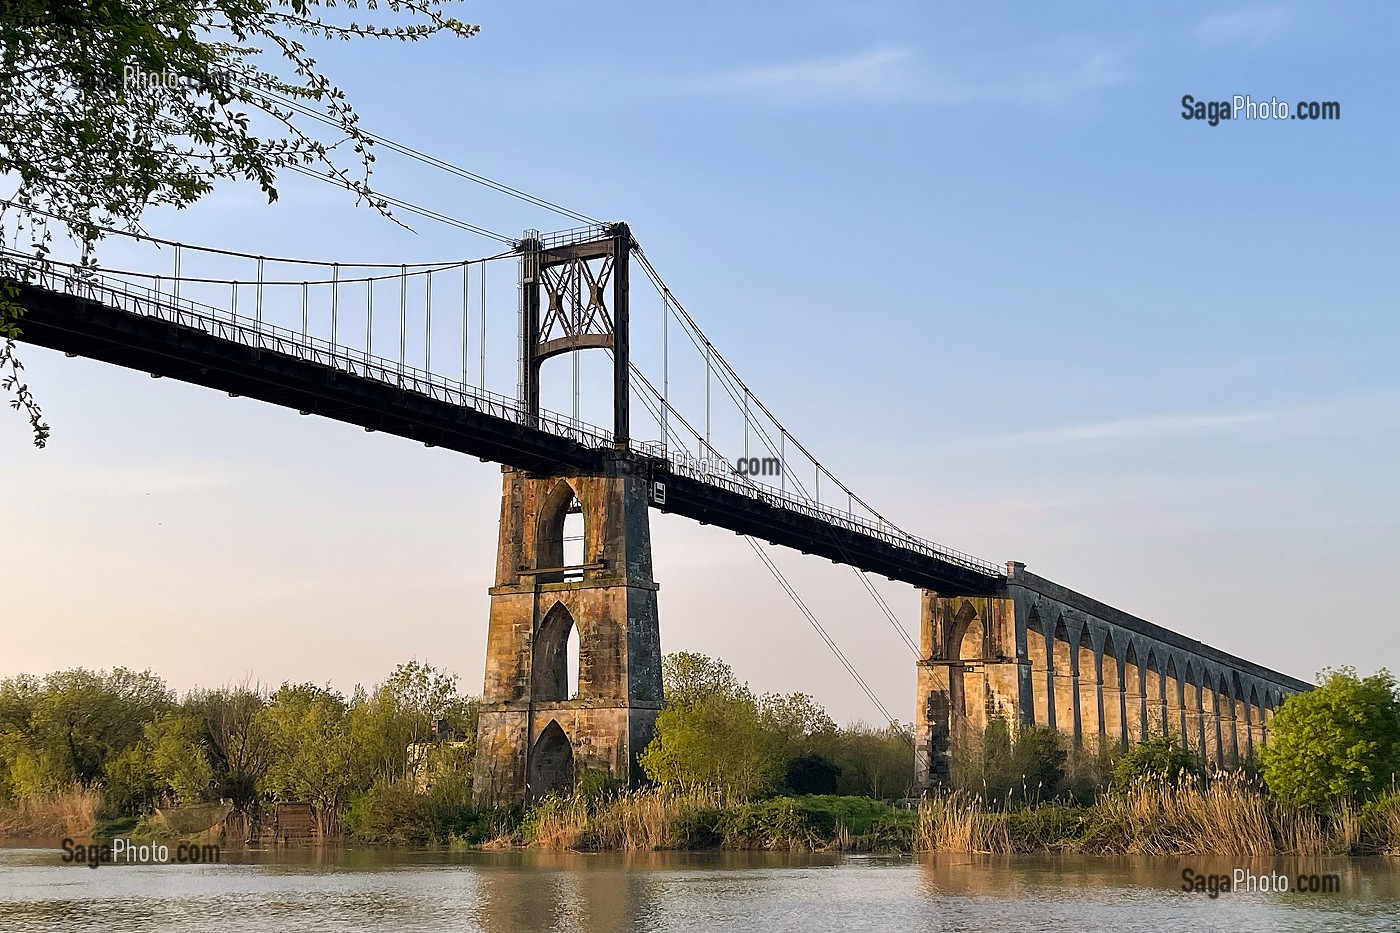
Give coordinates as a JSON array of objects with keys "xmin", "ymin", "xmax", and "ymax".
[{"xmin": 471, "ymin": 453, "xmax": 663, "ymax": 808}]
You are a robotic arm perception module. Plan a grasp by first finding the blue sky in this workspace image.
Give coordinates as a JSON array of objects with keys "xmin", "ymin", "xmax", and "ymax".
[{"xmin": 2, "ymin": 2, "xmax": 1397, "ymax": 724}]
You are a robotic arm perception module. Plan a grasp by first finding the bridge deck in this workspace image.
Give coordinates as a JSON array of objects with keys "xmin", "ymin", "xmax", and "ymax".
[{"xmin": 11, "ymin": 281, "xmax": 1004, "ymax": 595}]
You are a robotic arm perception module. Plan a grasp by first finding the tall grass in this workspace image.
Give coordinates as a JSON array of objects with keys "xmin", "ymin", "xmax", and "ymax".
[
  {"xmin": 1071, "ymin": 773, "xmax": 1364, "ymax": 856},
  {"xmin": 1361, "ymin": 792, "xmax": 1400, "ymax": 855},
  {"xmin": 0, "ymin": 785, "xmax": 104, "ymax": 839},
  {"xmin": 591, "ymin": 787, "xmax": 721, "ymax": 850},
  {"xmin": 515, "ymin": 789, "xmax": 921, "ymax": 852},
  {"xmin": 913, "ymin": 774, "xmax": 1389, "ymax": 856},
  {"xmin": 519, "ymin": 787, "xmax": 725, "ymax": 851},
  {"xmin": 916, "ymin": 792, "xmax": 1009, "ymax": 853}
]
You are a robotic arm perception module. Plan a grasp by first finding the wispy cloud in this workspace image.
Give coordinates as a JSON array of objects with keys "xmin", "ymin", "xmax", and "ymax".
[
  {"xmin": 694, "ymin": 46, "xmax": 921, "ymax": 102},
  {"xmin": 1194, "ymin": 6, "xmax": 1293, "ymax": 49},
  {"xmin": 955, "ymin": 392, "xmax": 1400, "ymax": 450},
  {"xmin": 983, "ymin": 410, "xmax": 1278, "ymax": 446},
  {"xmin": 689, "ymin": 41, "xmax": 1128, "ymax": 106}
]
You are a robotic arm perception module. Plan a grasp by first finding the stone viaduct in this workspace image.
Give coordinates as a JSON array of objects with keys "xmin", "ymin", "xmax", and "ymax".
[{"xmin": 913, "ymin": 562, "xmax": 1312, "ymax": 789}]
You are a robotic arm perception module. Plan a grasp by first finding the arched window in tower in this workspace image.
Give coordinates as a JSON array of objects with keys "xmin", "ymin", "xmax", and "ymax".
[
  {"xmin": 534, "ymin": 602, "xmax": 577, "ymax": 702},
  {"xmin": 563, "ymin": 505, "xmax": 584, "ymax": 582},
  {"xmin": 566, "ymin": 624, "xmax": 580, "ymax": 700},
  {"xmin": 534, "ymin": 480, "xmax": 580, "ymax": 584}
]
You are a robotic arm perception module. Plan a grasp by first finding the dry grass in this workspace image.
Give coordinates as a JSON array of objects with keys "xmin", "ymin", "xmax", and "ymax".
[
  {"xmin": 1362, "ymin": 794, "xmax": 1400, "ymax": 854},
  {"xmin": 527, "ymin": 796, "xmax": 591, "ymax": 850},
  {"xmin": 916, "ymin": 792, "xmax": 1009, "ymax": 853},
  {"xmin": 518, "ymin": 787, "xmax": 726, "ymax": 851},
  {"xmin": 1084, "ymin": 773, "xmax": 1357, "ymax": 856},
  {"xmin": 0, "ymin": 785, "xmax": 104, "ymax": 839},
  {"xmin": 591, "ymin": 787, "xmax": 719, "ymax": 851}
]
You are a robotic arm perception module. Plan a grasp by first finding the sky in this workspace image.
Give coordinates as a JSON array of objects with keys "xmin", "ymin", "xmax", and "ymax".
[{"xmin": 2, "ymin": 1, "xmax": 1397, "ymax": 725}]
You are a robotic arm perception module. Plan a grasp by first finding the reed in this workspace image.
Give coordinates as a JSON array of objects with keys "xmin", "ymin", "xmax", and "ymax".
[
  {"xmin": 525, "ymin": 795, "xmax": 591, "ymax": 850},
  {"xmin": 590, "ymin": 787, "xmax": 721, "ymax": 851},
  {"xmin": 0, "ymin": 785, "xmax": 104, "ymax": 839},
  {"xmin": 915, "ymin": 792, "xmax": 1009, "ymax": 853},
  {"xmin": 515, "ymin": 787, "xmax": 725, "ymax": 851},
  {"xmin": 1083, "ymin": 773, "xmax": 1357, "ymax": 856},
  {"xmin": 1361, "ymin": 793, "xmax": 1400, "ymax": 854}
]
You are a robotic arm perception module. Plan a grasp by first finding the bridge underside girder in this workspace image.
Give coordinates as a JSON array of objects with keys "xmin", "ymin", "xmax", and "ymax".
[
  {"xmin": 654, "ymin": 473, "xmax": 1000, "ymax": 595},
  {"xmin": 13, "ymin": 284, "xmax": 608, "ymax": 475},
  {"xmin": 11, "ymin": 283, "xmax": 1004, "ymax": 595}
]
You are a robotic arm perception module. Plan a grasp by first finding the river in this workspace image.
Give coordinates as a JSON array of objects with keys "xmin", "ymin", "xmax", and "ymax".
[{"xmin": 1, "ymin": 845, "xmax": 1397, "ymax": 931}]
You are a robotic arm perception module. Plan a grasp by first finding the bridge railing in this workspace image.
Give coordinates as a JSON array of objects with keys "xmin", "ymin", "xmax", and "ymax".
[
  {"xmin": 637, "ymin": 441, "xmax": 1003, "ymax": 577},
  {"xmin": 8, "ymin": 254, "xmax": 615, "ymax": 450},
  {"xmin": 10, "ymin": 253, "xmax": 1001, "ymax": 579}
]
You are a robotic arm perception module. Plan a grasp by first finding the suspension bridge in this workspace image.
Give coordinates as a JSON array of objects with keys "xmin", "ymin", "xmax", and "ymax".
[{"xmin": 3, "ymin": 209, "xmax": 1309, "ymax": 804}]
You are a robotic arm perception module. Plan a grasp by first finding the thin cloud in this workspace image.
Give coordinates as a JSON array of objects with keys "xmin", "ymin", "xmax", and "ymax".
[
  {"xmin": 695, "ymin": 46, "xmax": 921, "ymax": 101},
  {"xmin": 1194, "ymin": 6, "xmax": 1293, "ymax": 49},
  {"xmin": 690, "ymin": 42, "xmax": 1128, "ymax": 106},
  {"xmin": 956, "ymin": 392, "xmax": 1400, "ymax": 450}
]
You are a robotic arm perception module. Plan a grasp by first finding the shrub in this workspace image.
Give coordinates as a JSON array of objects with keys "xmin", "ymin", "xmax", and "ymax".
[
  {"xmin": 1112, "ymin": 733, "xmax": 1203, "ymax": 790},
  {"xmin": 344, "ymin": 778, "xmax": 435, "ymax": 843},
  {"xmin": 783, "ymin": 753, "xmax": 841, "ymax": 795}
]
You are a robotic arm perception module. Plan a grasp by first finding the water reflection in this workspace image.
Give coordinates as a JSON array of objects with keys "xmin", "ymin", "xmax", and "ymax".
[{"xmin": 0, "ymin": 844, "xmax": 1396, "ymax": 933}]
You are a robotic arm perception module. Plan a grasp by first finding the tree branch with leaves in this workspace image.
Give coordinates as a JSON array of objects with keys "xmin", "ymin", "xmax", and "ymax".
[{"xmin": 0, "ymin": 0, "xmax": 478, "ymax": 446}]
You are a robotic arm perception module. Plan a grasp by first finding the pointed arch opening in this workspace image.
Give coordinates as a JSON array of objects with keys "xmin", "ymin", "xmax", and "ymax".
[
  {"xmin": 535, "ymin": 480, "xmax": 581, "ymax": 584},
  {"xmin": 1124, "ymin": 641, "xmax": 1146, "ymax": 742},
  {"xmin": 1026, "ymin": 606, "xmax": 1050, "ymax": 727},
  {"xmin": 529, "ymin": 719, "xmax": 574, "ymax": 800},
  {"xmin": 1144, "ymin": 647, "xmax": 1166, "ymax": 736},
  {"xmin": 1101, "ymin": 630, "xmax": 1125, "ymax": 747},
  {"xmin": 534, "ymin": 602, "xmax": 580, "ymax": 702},
  {"xmin": 1051, "ymin": 616, "xmax": 1075, "ymax": 738},
  {"xmin": 951, "ymin": 601, "xmax": 983, "ymax": 661},
  {"xmin": 563, "ymin": 509, "xmax": 585, "ymax": 582},
  {"xmin": 1165, "ymin": 655, "xmax": 1186, "ymax": 747},
  {"xmin": 1076, "ymin": 630, "xmax": 1101, "ymax": 745},
  {"xmin": 945, "ymin": 602, "xmax": 984, "ymax": 738}
]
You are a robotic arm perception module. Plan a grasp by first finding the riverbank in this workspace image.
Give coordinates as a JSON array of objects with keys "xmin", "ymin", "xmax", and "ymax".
[
  {"xmin": 494, "ymin": 781, "xmax": 1400, "ymax": 857},
  {"xmin": 7, "ymin": 781, "xmax": 1398, "ymax": 858}
]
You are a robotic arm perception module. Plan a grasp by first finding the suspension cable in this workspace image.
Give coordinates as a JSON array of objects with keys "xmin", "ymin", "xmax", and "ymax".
[
  {"xmin": 249, "ymin": 85, "xmax": 600, "ymax": 226},
  {"xmin": 745, "ymin": 537, "xmax": 901, "ymax": 726}
]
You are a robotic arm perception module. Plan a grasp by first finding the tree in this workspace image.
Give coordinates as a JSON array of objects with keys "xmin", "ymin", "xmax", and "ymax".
[
  {"xmin": 0, "ymin": 668, "xmax": 172, "ymax": 792},
  {"xmin": 662, "ymin": 652, "xmax": 743, "ymax": 710},
  {"xmin": 188, "ymin": 686, "xmax": 272, "ymax": 809},
  {"xmin": 0, "ymin": 0, "xmax": 478, "ymax": 444},
  {"xmin": 140, "ymin": 712, "xmax": 214, "ymax": 807},
  {"xmin": 949, "ymin": 721, "xmax": 1067, "ymax": 804},
  {"xmin": 1262, "ymin": 667, "xmax": 1400, "ymax": 808},
  {"xmin": 823, "ymin": 721, "xmax": 915, "ymax": 800},
  {"xmin": 640, "ymin": 690, "xmax": 782, "ymax": 798},
  {"xmin": 783, "ymin": 752, "xmax": 841, "ymax": 795},
  {"xmin": 642, "ymin": 653, "xmax": 783, "ymax": 797},
  {"xmin": 256, "ymin": 683, "xmax": 355, "ymax": 834},
  {"xmin": 349, "ymin": 660, "xmax": 476, "ymax": 786},
  {"xmin": 759, "ymin": 692, "xmax": 837, "ymax": 753}
]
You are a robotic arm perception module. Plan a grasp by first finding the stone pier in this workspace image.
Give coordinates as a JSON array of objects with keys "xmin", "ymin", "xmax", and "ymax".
[{"xmin": 471, "ymin": 454, "xmax": 663, "ymax": 808}]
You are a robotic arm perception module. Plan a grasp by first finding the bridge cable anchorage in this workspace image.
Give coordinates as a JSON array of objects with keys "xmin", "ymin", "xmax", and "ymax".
[
  {"xmin": 248, "ymin": 85, "xmax": 600, "ymax": 226},
  {"xmin": 744, "ymin": 536, "xmax": 902, "ymax": 727}
]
